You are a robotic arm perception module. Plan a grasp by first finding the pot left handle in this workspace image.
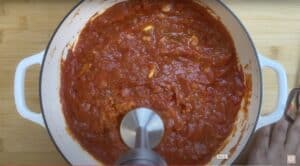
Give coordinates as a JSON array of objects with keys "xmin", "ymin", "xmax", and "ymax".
[{"xmin": 14, "ymin": 51, "xmax": 45, "ymax": 127}]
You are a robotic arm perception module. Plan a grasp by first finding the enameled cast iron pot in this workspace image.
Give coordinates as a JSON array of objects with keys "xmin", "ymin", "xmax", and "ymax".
[{"xmin": 14, "ymin": 0, "xmax": 288, "ymax": 165}]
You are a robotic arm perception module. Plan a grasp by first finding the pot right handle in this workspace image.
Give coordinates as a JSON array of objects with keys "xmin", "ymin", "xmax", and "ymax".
[{"xmin": 255, "ymin": 53, "xmax": 288, "ymax": 131}]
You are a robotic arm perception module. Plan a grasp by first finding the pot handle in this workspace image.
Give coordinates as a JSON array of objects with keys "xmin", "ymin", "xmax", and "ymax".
[
  {"xmin": 14, "ymin": 51, "xmax": 45, "ymax": 127},
  {"xmin": 255, "ymin": 53, "xmax": 288, "ymax": 131}
]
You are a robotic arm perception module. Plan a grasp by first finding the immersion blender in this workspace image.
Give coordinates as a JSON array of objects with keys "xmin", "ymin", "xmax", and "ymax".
[{"xmin": 116, "ymin": 107, "xmax": 167, "ymax": 166}]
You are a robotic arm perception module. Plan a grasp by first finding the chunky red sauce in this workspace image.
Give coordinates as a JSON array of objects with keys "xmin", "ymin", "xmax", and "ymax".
[{"xmin": 61, "ymin": 0, "xmax": 246, "ymax": 164}]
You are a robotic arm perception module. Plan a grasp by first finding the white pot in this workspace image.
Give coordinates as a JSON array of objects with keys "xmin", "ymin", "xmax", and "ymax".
[{"xmin": 14, "ymin": 0, "xmax": 288, "ymax": 165}]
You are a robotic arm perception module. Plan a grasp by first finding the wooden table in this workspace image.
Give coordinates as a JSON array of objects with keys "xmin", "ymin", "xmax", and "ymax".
[{"xmin": 0, "ymin": 0, "xmax": 299, "ymax": 164}]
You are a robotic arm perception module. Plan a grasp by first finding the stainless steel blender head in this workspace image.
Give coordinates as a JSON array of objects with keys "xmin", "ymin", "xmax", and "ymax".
[{"xmin": 117, "ymin": 107, "xmax": 166, "ymax": 166}]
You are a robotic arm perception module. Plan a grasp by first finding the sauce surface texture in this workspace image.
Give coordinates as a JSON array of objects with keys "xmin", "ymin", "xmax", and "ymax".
[{"xmin": 61, "ymin": 0, "xmax": 246, "ymax": 164}]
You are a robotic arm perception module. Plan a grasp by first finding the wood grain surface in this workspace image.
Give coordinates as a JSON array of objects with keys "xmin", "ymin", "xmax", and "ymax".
[{"xmin": 0, "ymin": 0, "xmax": 299, "ymax": 165}]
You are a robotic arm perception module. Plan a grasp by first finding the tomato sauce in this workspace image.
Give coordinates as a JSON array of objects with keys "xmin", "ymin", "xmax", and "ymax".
[{"xmin": 61, "ymin": 0, "xmax": 246, "ymax": 164}]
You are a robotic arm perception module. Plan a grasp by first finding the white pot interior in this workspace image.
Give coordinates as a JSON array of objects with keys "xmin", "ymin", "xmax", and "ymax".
[{"xmin": 40, "ymin": 0, "xmax": 262, "ymax": 165}]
